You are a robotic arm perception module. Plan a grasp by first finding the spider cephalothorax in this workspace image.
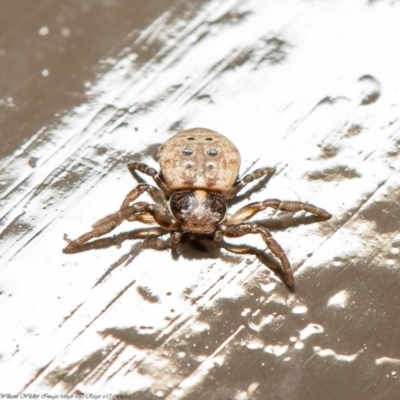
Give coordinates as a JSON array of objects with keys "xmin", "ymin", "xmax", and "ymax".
[
  {"xmin": 169, "ymin": 190, "xmax": 227, "ymax": 234},
  {"xmin": 63, "ymin": 128, "xmax": 331, "ymax": 288}
]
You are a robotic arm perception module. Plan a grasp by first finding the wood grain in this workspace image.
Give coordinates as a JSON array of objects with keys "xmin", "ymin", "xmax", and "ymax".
[{"xmin": 1, "ymin": 0, "xmax": 400, "ymax": 398}]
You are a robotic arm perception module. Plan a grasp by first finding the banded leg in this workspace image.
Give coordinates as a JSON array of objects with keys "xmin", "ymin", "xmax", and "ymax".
[
  {"xmin": 63, "ymin": 185, "xmax": 166, "ymax": 252},
  {"xmin": 63, "ymin": 202, "xmax": 179, "ymax": 252},
  {"xmin": 221, "ymin": 223, "xmax": 295, "ymax": 288},
  {"xmin": 227, "ymin": 199, "xmax": 331, "ymax": 225},
  {"xmin": 64, "ymin": 226, "xmax": 169, "ymax": 253},
  {"xmin": 226, "ymin": 167, "xmax": 275, "ymax": 199},
  {"xmin": 121, "ymin": 183, "xmax": 167, "ymax": 209},
  {"xmin": 128, "ymin": 162, "xmax": 171, "ymax": 197},
  {"xmin": 219, "ymin": 240, "xmax": 283, "ymax": 279},
  {"xmin": 63, "ymin": 211, "xmax": 126, "ymax": 252}
]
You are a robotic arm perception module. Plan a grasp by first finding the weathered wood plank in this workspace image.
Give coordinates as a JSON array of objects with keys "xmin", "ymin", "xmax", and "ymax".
[{"xmin": 1, "ymin": 0, "xmax": 400, "ymax": 398}]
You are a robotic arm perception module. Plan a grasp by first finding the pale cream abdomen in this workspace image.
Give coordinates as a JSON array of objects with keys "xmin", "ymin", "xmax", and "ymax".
[{"xmin": 158, "ymin": 128, "xmax": 241, "ymax": 192}]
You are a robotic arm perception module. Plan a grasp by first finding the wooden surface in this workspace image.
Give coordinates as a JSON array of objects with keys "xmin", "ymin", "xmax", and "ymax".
[{"xmin": 1, "ymin": 0, "xmax": 400, "ymax": 398}]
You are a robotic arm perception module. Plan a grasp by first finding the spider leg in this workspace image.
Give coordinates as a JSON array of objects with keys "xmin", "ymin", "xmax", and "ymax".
[
  {"xmin": 227, "ymin": 198, "xmax": 331, "ymax": 225},
  {"xmin": 121, "ymin": 183, "xmax": 167, "ymax": 208},
  {"xmin": 98, "ymin": 183, "xmax": 167, "ymax": 231},
  {"xmin": 128, "ymin": 162, "xmax": 172, "ymax": 197},
  {"xmin": 64, "ymin": 226, "xmax": 169, "ymax": 253},
  {"xmin": 63, "ymin": 207, "xmax": 130, "ymax": 252},
  {"xmin": 226, "ymin": 167, "xmax": 275, "ymax": 199},
  {"xmin": 218, "ymin": 240, "xmax": 284, "ymax": 281},
  {"xmin": 63, "ymin": 202, "xmax": 179, "ymax": 252},
  {"xmin": 171, "ymin": 231, "xmax": 183, "ymax": 258},
  {"xmin": 63, "ymin": 185, "xmax": 166, "ymax": 252},
  {"xmin": 220, "ymin": 223, "xmax": 295, "ymax": 288}
]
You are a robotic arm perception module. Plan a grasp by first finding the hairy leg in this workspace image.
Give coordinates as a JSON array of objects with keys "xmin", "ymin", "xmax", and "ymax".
[
  {"xmin": 227, "ymin": 198, "xmax": 331, "ymax": 225},
  {"xmin": 63, "ymin": 226, "xmax": 169, "ymax": 253},
  {"xmin": 63, "ymin": 184, "xmax": 169, "ymax": 252},
  {"xmin": 221, "ymin": 223, "xmax": 295, "ymax": 288},
  {"xmin": 121, "ymin": 183, "xmax": 167, "ymax": 208},
  {"xmin": 128, "ymin": 162, "xmax": 171, "ymax": 197},
  {"xmin": 219, "ymin": 240, "xmax": 284, "ymax": 279},
  {"xmin": 63, "ymin": 202, "xmax": 179, "ymax": 252},
  {"xmin": 226, "ymin": 167, "xmax": 275, "ymax": 199}
]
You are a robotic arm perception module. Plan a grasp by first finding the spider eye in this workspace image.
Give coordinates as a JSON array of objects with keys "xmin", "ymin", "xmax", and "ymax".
[
  {"xmin": 182, "ymin": 148, "xmax": 193, "ymax": 155},
  {"xmin": 207, "ymin": 149, "xmax": 218, "ymax": 156}
]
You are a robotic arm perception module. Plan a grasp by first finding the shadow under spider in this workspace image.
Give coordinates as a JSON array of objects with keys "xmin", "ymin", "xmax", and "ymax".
[{"xmin": 67, "ymin": 223, "xmax": 303, "ymax": 289}]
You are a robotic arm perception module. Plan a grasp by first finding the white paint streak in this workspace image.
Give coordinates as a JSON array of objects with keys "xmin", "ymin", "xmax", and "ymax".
[
  {"xmin": 327, "ymin": 290, "xmax": 349, "ymax": 308},
  {"xmin": 299, "ymin": 324, "xmax": 324, "ymax": 340},
  {"xmin": 292, "ymin": 305, "xmax": 308, "ymax": 314},
  {"xmin": 375, "ymin": 357, "xmax": 400, "ymax": 366},
  {"xmin": 264, "ymin": 344, "xmax": 289, "ymax": 357},
  {"xmin": 314, "ymin": 346, "xmax": 362, "ymax": 362}
]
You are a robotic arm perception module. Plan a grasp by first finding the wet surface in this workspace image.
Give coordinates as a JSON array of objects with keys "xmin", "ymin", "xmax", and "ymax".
[
  {"xmin": 1, "ymin": 0, "xmax": 400, "ymax": 398},
  {"xmin": 0, "ymin": 0, "xmax": 185, "ymax": 159}
]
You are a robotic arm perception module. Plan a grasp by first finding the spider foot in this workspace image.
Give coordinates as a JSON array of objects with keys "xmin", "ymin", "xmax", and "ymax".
[
  {"xmin": 62, "ymin": 232, "xmax": 93, "ymax": 253},
  {"xmin": 62, "ymin": 240, "xmax": 82, "ymax": 254}
]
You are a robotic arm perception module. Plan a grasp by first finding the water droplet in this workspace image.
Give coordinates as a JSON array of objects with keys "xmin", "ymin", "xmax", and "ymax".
[
  {"xmin": 247, "ymin": 339, "xmax": 264, "ymax": 350},
  {"xmin": 294, "ymin": 341, "xmax": 304, "ymax": 350},
  {"xmin": 333, "ymin": 260, "xmax": 342, "ymax": 267},
  {"xmin": 292, "ymin": 305, "xmax": 308, "ymax": 314},
  {"xmin": 264, "ymin": 344, "xmax": 288, "ymax": 357},
  {"xmin": 299, "ymin": 324, "xmax": 324, "ymax": 340},
  {"xmin": 252, "ymin": 309, "xmax": 260, "ymax": 317},
  {"xmin": 328, "ymin": 290, "xmax": 348, "ymax": 308},
  {"xmin": 61, "ymin": 27, "xmax": 71, "ymax": 37},
  {"xmin": 260, "ymin": 282, "xmax": 276, "ymax": 293},
  {"xmin": 241, "ymin": 308, "xmax": 251, "ymax": 317},
  {"xmin": 247, "ymin": 382, "xmax": 259, "ymax": 396},
  {"xmin": 38, "ymin": 26, "xmax": 49, "ymax": 36}
]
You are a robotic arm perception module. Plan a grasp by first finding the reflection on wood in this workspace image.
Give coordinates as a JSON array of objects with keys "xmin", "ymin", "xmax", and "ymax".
[{"xmin": 1, "ymin": 0, "xmax": 400, "ymax": 398}]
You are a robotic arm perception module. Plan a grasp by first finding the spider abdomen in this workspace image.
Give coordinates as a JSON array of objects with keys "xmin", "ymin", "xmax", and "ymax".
[{"xmin": 158, "ymin": 128, "xmax": 241, "ymax": 192}]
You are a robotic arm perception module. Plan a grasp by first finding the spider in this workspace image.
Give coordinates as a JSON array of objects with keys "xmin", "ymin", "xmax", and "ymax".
[{"xmin": 63, "ymin": 128, "xmax": 331, "ymax": 288}]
